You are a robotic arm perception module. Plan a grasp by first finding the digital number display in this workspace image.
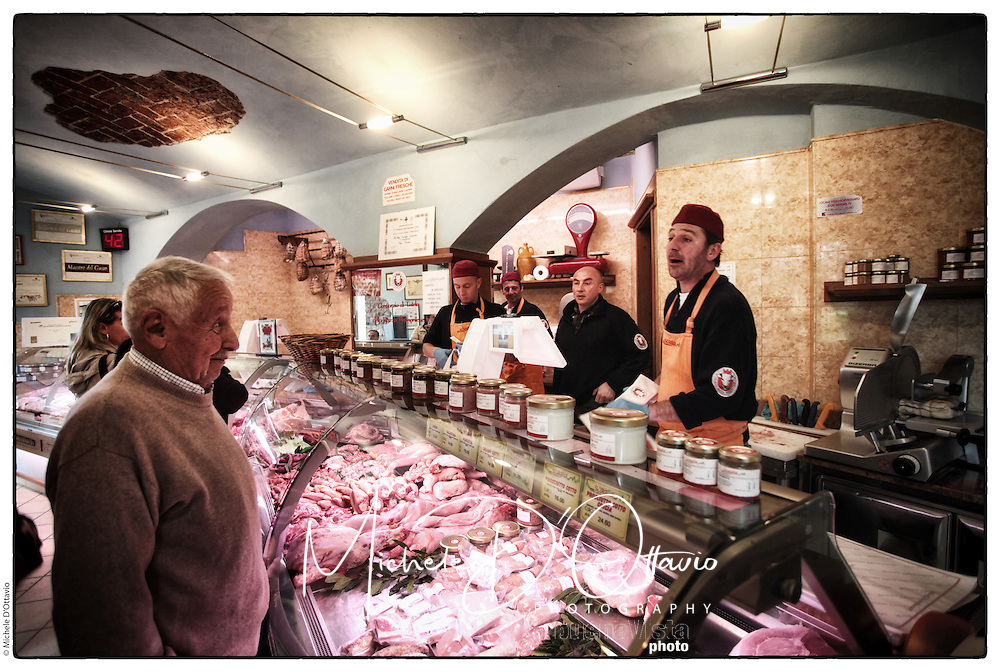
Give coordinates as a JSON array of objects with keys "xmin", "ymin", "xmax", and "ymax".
[{"xmin": 100, "ymin": 227, "xmax": 129, "ymax": 251}]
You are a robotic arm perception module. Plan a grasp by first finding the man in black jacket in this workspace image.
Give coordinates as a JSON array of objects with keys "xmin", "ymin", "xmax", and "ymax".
[{"xmin": 553, "ymin": 266, "xmax": 650, "ymax": 414}]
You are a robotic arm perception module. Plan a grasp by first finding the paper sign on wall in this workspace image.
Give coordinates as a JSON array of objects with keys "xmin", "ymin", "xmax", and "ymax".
[{"xmin": 382, "ymin": 174, "xmax": 415, "ymax": 206}]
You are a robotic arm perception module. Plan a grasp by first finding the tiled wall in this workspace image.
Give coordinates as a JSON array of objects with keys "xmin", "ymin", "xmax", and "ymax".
[
  {"xmin": 487, "ymin": 185, "xmax": 638, "ymax": 328},
  {"xmin": 655, "ymin": 120, "xmax": 985, "ymax": 413}
]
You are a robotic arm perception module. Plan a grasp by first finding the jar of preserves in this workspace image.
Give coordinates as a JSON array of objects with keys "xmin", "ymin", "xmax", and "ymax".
[
  {"xmin": 378, "ymin": 359, "xmax": 395, "ymax": 386},
  {"xmin": 411, "ymin": 365, "xmax": 435, "ymax": 399},
  {"xmin": 492, "ymin": 520, "xmax": 521, "ymax": 539},
  {"xmin": 476, "ymin": 378, "xmax": 505, "ymax": 416},
  {"xmin": 589, "ymin": 408, "xmax": 649, "ymax": 465},
  {"xmin": 499, "ymin": 384, "xmax": 530, "ymax": 423},
  {"xmin": 439, "ymin": 534, "xmax": 466, "ymax": 565},
  {"xmin": 433, "ymin": 369, "xmax": 454, "ymax": 399},
  {"xmin": 319, "ymin": 348, "xmax": 334, "ymax": 374},
  {"xmin": 871, "ymin": 270, "xmax": 887, "ymax": 285},
  {"xmin": 967, "ymin": 226, "xmax": 985, "ymax": 247},
  {"xmin": 516, "ymin": 496, "xmax": 544, "ymax": 529},
  {"xmin": 940, "ymin": 262, "xmax": 963, "ymax": 282},
  {"xmin": 502, "ymin": 387, "xmax": 532, "ymax": 429},
  {"xmin": 963, "ymin": 261, "xmax": 985, "ymax": 280},
  {"xmin": 526, "ymin": 394, "xmax": 575, "ymax": 441},
  {"xmin": 465, "ymin": 526, "xmax": 495, "ymax": 549},
  {"xmin": 884, "ymin": 269, "xmax": 901, "ymax": 284},
  {"xmin": 872, "ymin": 258, "xmax": 889, "ymax": 273},
  {"xmin": 337, "ymin": 350, "xmax": 353, "ymax": 374},
  {"xmin": 717, "ymin": 446, "xmax": 762, "ymax": 499},
  {"xmin": 938, "ymin": 247, "xmax": 969, "ymax": 274},
  {"xmin": 969, "ymin": 244, "xmax": 986, "ymax": 263},
  {"xmin": 449, "ymin": 374, "xmax": 478, "ymax": 412},
  {"xmin": 349, "ymin": 352, "xmax": 364, "ymax": 378},
  {"xmin": 855, "ymin": 271, "xmax": 872, "ymax": 286},
  {"xmin": 855, "ymin": 259, "xmax": 873, "ymax": 274},
  {"xmin": 390, "ymin": 362, "xmax": 415, "ymax": 393},
  {"xmin": 356, "ymin": 355, "xmax": 375, "ymax": 382},
  {"xmin": 655, "ymin": 429, "xmax": 689, "ymax": 475},
  {"xmin": 683, "ymin": 437, "xmax": 721, "ymax": 486}
]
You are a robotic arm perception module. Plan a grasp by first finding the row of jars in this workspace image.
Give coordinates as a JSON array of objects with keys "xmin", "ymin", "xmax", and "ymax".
[
  {"xmin": 843, "ymin": 255, "xmax": 910, "ymax": 286},
  {"xmin": 317, "ymin": 349, "xmax": 578, "ymax": 441},
  {"xmin": 655, "ymin": 429, "xmax": 762, "ymax": 500},
  {"xmin": 938, "ymin": 238, "xmax": 986, "ymax": 282}
]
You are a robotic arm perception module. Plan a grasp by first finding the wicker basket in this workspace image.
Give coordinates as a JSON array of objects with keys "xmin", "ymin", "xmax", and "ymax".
[{"xmin": 280, "ymin": 333, "xmax": 351, "ymax": 365}]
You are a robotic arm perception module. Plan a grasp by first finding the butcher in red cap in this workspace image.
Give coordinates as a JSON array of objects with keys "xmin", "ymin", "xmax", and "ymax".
[
  {"xmin": 495, "ymin": 271, "xmax": 551, "ymax": 393},
  {"xmin": 422, "ymin": 259, "xmax": 504, "ymax": 368},
  {"xmin": 645, "ymin": 204, "xmax": 758, "ymax": 446}
]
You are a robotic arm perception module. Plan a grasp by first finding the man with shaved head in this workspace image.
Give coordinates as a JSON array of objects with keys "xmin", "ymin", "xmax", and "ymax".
[{"xmin": 553, "ymin": 266, "xmax": 650, "ymax": 414}]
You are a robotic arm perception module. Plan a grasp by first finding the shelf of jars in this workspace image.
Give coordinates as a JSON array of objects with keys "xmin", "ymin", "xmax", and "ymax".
[{"xmin": 823, "ymin": 278, "xmax": 985, "ymax": 303}]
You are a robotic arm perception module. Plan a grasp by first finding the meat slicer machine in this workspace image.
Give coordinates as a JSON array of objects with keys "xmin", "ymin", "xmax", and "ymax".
[{"xmin": 804, "ymin": 280, "xmax": 983, "ymax": 482}]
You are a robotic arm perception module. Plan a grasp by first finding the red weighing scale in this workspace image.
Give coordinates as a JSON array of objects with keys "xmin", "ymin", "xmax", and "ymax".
[{"xmin": 546, "ymin": 203, "xmax": 610, "ymax": 277}]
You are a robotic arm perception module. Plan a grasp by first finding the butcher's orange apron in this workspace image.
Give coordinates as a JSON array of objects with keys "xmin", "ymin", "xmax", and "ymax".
[
  {"xmin": 448, "ymin": 298, "xmax": 485, "ymax": 366},
  {"xmin": 499, "ymin": 297, "xmax": 546, "ymax": 394},
  {"xmin": 657, "ymin": 270, "xmax": 746, "ymax": 445}
]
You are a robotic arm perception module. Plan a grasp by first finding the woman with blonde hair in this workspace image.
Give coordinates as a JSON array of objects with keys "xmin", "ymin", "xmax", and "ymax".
[{"xmin": 65, "ymin": 298, "xmax": 129, "ymax": 397}]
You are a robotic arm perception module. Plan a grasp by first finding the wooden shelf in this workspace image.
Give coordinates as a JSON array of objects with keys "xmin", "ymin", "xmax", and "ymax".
[
  {"xmin": 340, "ymin": 248, "xmax": 494, "ymax": 272},
  {"xmin": 824, "ymin": 278, "xmax": 985, "ymax": 302},
  {"xmin": 492, "ymin": 274, "xmax": 615, "ymax": 289}
]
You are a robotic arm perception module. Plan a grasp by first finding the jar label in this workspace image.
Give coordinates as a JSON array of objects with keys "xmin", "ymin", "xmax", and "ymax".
[
  {"xmin": 504, "ymin": 404, "xmax": 522, "ymax": 423},
  {"xmin": 412, "ymin": 379, "xmax": 427, "ymax": 395},
  {"xmin": 391, "ymin": 373, "xmax": 403, "ymax": 388},
  {"xmin": 964, "ymin": 268, "xmax": 985, "ymax": 279},
  {"xmin": 683, "ymin": 454, "xmax": 717, "ymax": 485},
  {"xmin": 656, "ymin": 447, "xmax": 684, "ymax": 474},
  {"xmin": 717, "ymin": 464, "xmax": 761, "ymax": 497},
  {"xmin": 434, "ymin": 380, "xmax": 449, "ymax": 396},
  {"xmin": 477, "ymin": 391, "xmax": 497, "ymax": 412},
  {"xmin": 590, "ymin": 432, "xmax": 617, "ymax": 461},
  {"xmin": 942, "ymin": 270, "xmax": 961, "ymax": 281},
  {"xmin": 946, "ymin": 252, "xmax": 966, "ymax": 263},
  {"xmin": 970, "ymin": 250, "xmax": 985, "ymax": 262},
  {"xmin": 449, "ymin": 390, "xmax": 464, "ymax": 409},
  {"xmin": 527, "ymin": 412, "xmax": 549, "ymax": 437}
]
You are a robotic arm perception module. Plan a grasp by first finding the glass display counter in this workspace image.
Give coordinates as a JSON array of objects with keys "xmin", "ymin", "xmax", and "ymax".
[{"xmin": 242, "ymin": 365, "xmax": 916, "ymax": 658}]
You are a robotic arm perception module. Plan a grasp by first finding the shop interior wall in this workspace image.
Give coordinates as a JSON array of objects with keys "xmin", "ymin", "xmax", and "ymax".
[
  {"xmin": 487, "ymin": 185, "xmax": 637, "ymax": 331},
  {"xmin": 653, "ymin": 119, "xmax": 985, "ymax": 414},
  {"xmin": 206, "ymin": 229, "xmax": 354, "ymax": 347}
]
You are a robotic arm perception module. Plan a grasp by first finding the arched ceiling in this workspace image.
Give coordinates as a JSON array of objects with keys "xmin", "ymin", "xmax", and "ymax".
[{"xmin": 12, "ymin": 14, "xmax": 985, "ymax": 220}]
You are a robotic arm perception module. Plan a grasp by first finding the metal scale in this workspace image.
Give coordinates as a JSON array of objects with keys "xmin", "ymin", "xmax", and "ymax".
[{"xmin": 805, "ymin": 280, "xmax": 983, "ymax": 482}]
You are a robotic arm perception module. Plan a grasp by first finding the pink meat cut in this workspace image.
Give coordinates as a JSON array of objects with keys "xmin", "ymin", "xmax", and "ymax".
[
  {"xmin": 580, "ymin": 550, "xmax": 655, "ymax": 617},
  {"xmin": 286, "ymin": 523, "xmax": 406, "ymax": 584}
]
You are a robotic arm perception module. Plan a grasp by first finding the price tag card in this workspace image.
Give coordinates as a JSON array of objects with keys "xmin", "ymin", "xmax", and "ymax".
[
  {"xmin": 578, "ymin": 477, "xmax": 633, "ymax": 542},
  {"xmin": 540, "ymin": 463, "xmax": 582, "ymax": 514},
  {"xmin": 476, "ymin": 436, "xmax": 507, "ymax": 477},
  {"xmin": 456, "ymin": 427, "xmax": 480, "ymax": 464},
  {"xmin": 425, "ymin": 417, "xmax": 444, "ymax": 444},
  {"xmin": 440, "ymin": 422, "xmax": 463, "ymax": 452},
  {"xmin": 502, "ymin": 446, "xmax": 536, "ymax": 493}
]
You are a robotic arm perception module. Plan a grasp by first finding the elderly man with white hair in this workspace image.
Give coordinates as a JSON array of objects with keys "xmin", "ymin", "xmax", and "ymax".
[{"xmin": 45, "ymin": 256, "xmax": 269, "ymax": 656}]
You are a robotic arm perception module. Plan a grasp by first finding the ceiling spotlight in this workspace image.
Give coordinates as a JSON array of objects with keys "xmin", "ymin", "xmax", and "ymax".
[
  {"xmin": 80, "ymin": 204, "xmax": 96, "ymax": 213},
  {"xmin": 359, "ymin": 115, "xmax": 404, "ymax": 131},
  {"xmin": 184, "ymin": 170, "xmax": 209, "ymax": 182}
]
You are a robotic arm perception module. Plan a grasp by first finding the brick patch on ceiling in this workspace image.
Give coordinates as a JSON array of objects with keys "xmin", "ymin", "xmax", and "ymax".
[{"xmin": 31, "ymin": 67, "xmax": 245, "ymax": 147}]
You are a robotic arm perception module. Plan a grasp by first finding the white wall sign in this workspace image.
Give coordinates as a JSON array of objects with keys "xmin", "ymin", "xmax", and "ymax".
[
  {"xmin": 421, "ymin": 268, "xmax": 451, "ymax": 317},
  {"xmin": 21, "ymin": 317, "xmax": 82, "ymax": 347},
  {"xmin": 817, "ymin": 195, "xmax": 863, "ymax": 217},
  {"xmin": 382, "ymin": 174, "xmax": 416, "ymax": 206},
  {"xmin": 378, "ymin": 206, "xmax": 435, "ymax": 260}
]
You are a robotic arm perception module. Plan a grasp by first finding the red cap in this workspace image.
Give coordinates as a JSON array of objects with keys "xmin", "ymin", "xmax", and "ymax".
[
  {"xmin": 672, "ymin": 204, "xmax": 724, "ymax": 242},
  {"xmin": 452, "ymin": 260, "xmax": 480, "ymax": 278},
  {"xmin": 499, "ymin": 271, "xmax": 520, "ymax": 284}
]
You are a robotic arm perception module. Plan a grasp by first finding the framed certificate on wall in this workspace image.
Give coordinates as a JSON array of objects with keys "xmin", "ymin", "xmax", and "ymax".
[
  {"xmin": 62, "ymin": 249, "xmax": 112, "ymax": 282},
  {"xmin": 16, "ymin": 274, "xmax": 47, "ymax": 306},
  {"xmin": 32, "ymin": 209, "xmax": 86, "ymax": 245}
]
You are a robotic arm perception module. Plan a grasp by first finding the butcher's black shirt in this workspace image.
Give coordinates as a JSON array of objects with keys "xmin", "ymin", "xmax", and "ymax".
[
  {"xmin": 422, "ymin": 299, "xmax": 505, "ymax": 350},
  {"xmin": 662, "ymin": 271, "xmax": 758, "ymax": 429},
  {"xmin": 553, "ymin": 294, "xmax": 650, "ymax": 412}
]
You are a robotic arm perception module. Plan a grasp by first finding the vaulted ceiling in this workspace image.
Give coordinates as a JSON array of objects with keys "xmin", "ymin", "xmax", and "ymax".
[{"xmin": 12, "ymin": 14, "xmax": 985, "ymax": 220}]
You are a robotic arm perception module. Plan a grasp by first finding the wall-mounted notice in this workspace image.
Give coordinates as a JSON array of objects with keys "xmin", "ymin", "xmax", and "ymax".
[
  {"xmin": 421, "ymin": 268, "xmax": 451, "ymax": 317},
  {"xmin": 382, "ymin": 174, "xmax": 416, "ymax": 206},
  {"xmin": 817, "ymin": 195, "xmax": 863, "ymax": 217},
  {"xmin": 378, "ymin": 206, "xmax": 435, "ymax": 260},
  {"xmin": 21, "ymin": 317, "xmax": 82, "ymax": 347}
]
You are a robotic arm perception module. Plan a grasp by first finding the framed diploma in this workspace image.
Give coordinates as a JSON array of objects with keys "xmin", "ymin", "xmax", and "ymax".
[
  {"xmin": 32, "ymin": 209, "xmax": 86, "ymax": 245},
  {"xmin": 16, "ymin": 274, "xmax": 48, "ymax": 306},
  {"xmin": 377, "ymin": 206, "xmax": 435, "ymax": 261},
  {"xmin": 62, "ymin": 249, "xmax": 113, "ymax": 282}
]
